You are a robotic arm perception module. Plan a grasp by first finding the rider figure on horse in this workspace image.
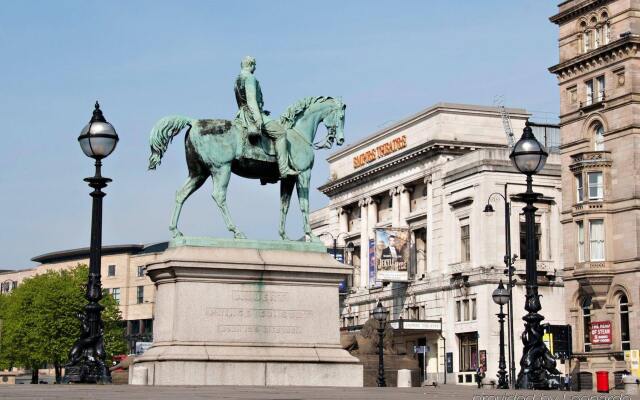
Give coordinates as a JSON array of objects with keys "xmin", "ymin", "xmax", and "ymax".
[{"xmin": 234, "ymin": 56, "xmax": 298, "ymax": 178}]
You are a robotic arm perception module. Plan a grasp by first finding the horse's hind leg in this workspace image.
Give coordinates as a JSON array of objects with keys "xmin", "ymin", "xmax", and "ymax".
[
  {"xmin": 296, "ymin": 169, "xmax": 319, "ymax": 242},
  {"xmin": 169, "ymin": 174, "xmax": 206, "ymax": 238},
  {"xmin": 279, "ymin": 176, "xmax": 295, "ymax": 240},
  {"xmin": 211, "ymin": 164, "xmax": 246, "ymax": 239}
]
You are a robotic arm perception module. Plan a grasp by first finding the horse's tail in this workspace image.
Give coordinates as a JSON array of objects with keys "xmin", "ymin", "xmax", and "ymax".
[{"xmin": 148, "ymin": 115, "xmax": 192, "ymax": 170}]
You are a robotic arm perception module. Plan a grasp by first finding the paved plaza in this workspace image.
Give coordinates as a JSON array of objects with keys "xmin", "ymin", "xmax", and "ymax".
[{"xmin": 0, "ymin": 385, "xmax": 638, "ymax": 400}]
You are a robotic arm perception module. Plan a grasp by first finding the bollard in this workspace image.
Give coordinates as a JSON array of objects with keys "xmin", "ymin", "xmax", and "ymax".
[
  {"xmin": 130, "ymin": 366, "xmax": 148, "ymax": 385},
  {"xmin": 622, "ymin": 375, "xmax": 639, "ymax": 396},
  {"xmin": 397, "ymin": 369, "xmax": 412, "ymax": 387}
]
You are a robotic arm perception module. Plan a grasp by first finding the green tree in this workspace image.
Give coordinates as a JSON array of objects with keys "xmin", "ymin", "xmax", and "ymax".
[{"xmin": 0, "ymin": 264, "xmax": 126, "ymax": 383}]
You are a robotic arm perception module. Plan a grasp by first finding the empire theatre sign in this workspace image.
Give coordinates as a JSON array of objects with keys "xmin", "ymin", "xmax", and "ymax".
[{"xmin": 352, "ymin": 135, "xmax": 407, "ymax": 169}]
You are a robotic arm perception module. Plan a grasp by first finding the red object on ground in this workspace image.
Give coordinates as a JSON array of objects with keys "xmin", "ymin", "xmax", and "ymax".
[{"xmin": 595, "ymin": 370, "xmax": 609, "ymax": 393}]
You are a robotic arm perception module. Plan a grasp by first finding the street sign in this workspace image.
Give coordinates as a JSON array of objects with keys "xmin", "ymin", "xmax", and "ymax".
[{"xmin": 413, "ymin": 345, "xmax": 430, "ymax": 354}]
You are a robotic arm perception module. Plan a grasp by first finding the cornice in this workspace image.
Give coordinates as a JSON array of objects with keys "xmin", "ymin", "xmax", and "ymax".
[
  {"xmin": 548, "ymin": 35, "xmax": 640, "ymax": 81},
  {"xmin": 318, "ymin": 141, "xmax": 482, "ymax": 196},
  {"xmin": 550, "ymin": 0, "xmax": 612, "ymax": 25}
]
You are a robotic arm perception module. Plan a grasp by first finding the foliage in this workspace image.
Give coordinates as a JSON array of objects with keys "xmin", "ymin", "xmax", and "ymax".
[{"xmin": 0, "ymin": 264, "xmax": 126, "ymax": 371}]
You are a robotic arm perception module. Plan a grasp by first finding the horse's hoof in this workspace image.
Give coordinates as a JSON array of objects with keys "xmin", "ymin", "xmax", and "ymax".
[
  {"xmin": 234, "ymin": 232, "xmax": 247, "ymax": 239},
  {"xmin": 171, "ymin": 230, "xmax": 183, "ymax": 239},
  {"xmin": 305, "ymin": 233, "xmax": 321, "ymax": 243}
]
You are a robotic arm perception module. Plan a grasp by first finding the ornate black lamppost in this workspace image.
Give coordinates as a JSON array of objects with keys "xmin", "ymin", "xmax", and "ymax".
[
  {"xmin": 492, "ymin": 280, "xmax": 510, "ymax": 389},
  {"xmin": 483, "ymin": 185, "xmax": 516, "ymax": 388},
  {"xmin": 64, "ymin": 102, "xmax": 119, "ymax": 384},
  {"xmin": 510, "ymin": 122, "xmax": 558, "ymax": 389},
  {"xmin": 319, "ymin": 232, "xmax": 349, "ymax": 261},
  {"xmin": 372, "ymin": 300, "xmax": 389, "ymax": 387}
]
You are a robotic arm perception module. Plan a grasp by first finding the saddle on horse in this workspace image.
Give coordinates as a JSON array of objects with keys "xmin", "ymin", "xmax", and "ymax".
[{"xmin": 195, "ymin": 119, "xmax": 295, "ymax": 184}]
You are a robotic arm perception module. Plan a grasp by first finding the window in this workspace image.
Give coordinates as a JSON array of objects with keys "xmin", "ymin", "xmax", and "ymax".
[
  {"xmin": 137, "ymin": 266, "xmax": 145, "ymax": 278},
  {"xmin": 111, "ymin": 288, "xmax": 120, "ymax": 304},
  {"xmin": 594, "ymin": 124, "xmax": 605, "ymax": 151},
  {"xmin": 568, "ymin": 86, "xmax": 578, "ymax": 104},
  {"xmin": 130, "ymin": 320, "xmax": 141, "ymax": 335},
  {"xmin": 583, "ymin": 30, "xmax": 590, "ymax": 52},
  {"xmin": 520, "ymin": 220, "xmax": 541, "ymax": 261},
  {"xmin": 577, "ymin": 221, "xmax": 585, "ymax": 262},
  {"xmin": 456, "ymin": 301, "xmax": 461, "ymax": 322},
  {"xmin": 582, "ymin": 296, "xmax": 592, "ymax": 352},
  {"xmin": 107, "ymin": 265, "xmax": 116, "ymax": 277},
  {"xmin": 596, "ymin": 76, "xmax": 605, "ymax": 102},
  {"xmin": 588, "ymin": 172, "xmax": 603, "ymax": 200},
  {"xmin": 458, "ymin": 333, "xmax": 478, "ymax": 372},
  {"xmin": 460, "ymin": 224, "xmax": 470, "ymax": 262},
  {"xmin": 586, "ymin": 80, "xmax": 594, "ymax": 105},
  {"xmin": 589, "ymin": 219, "xmax": 605, "ymax": 261},
  {"xmin": 585, "ymin": 77, "xmax": 605, "ymax": 106},
  {"xmin": 11, "ymin": 281, "xmax": 17, "ymax": 290},
  {"xmin": 619, "ymin": 294, "xmax": 630, "ymax": 351},
  {"xmin": 576, "ymin": 174, "xmax": 584, "ymax": 203},
  {"xmin": 463, "ymin": 300, "xmax": 470, "ymax": 321},
  {"xmin": 137, "ymin": 286, "xmax": 144, "ymax": 304},
  {"xmin": 471, "ymin": 299, "xmax": 477, "ymax": 320}
]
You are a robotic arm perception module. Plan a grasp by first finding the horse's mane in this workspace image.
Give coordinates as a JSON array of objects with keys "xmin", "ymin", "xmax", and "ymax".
[{"xmin": 279, "ymin": 96, "xmax": 333, "ymax": 129}]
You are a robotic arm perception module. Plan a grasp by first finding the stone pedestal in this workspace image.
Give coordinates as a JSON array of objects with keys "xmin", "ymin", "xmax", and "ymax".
[{"xmin": 131, "ymin": 242, "xmax": 363, "ymax": 386}]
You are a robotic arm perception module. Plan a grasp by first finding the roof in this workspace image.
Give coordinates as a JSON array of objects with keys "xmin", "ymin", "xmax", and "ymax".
[
  {"xmin": 327, "ymin": 102, "xmax": 529, "ymax": 161},
  {"xmin": 31, "ymin": 242, "xmax": 169, "ymax": 264}
]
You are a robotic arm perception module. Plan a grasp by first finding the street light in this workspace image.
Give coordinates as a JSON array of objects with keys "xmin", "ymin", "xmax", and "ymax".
[
  {"xmin": 319, "ymin": 231, "xmax": 349, "ymax": 261},
  {"xmin": 492, "ymin": 280, "xmax": 510, "ymax": 389},
  {"xmin": 509, "ymin": 121, "xmax": 557, "ymax": 389},
  {"xmin": 372, "ymin": 300, "xmax": 389, "ymax": 387},
  {"xmin": 64, "ymin": 102, "xmax": 118, "ymax": 384},
  {"xmin": 483, "ymin": 185, "xmax": 517, "ymax": 388}
]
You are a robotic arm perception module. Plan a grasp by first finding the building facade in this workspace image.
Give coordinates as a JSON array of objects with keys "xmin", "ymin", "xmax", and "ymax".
[
  {"xmin": 550, "ymin": 0, "xmax": 640, "ymax": 389},
  {"xmin": 0, "ymin": 243, "xmax": 166, "ymax": 353},
  {"xmin": 310, "ymin": 102, "xmax": 566, "ymax": 385}
]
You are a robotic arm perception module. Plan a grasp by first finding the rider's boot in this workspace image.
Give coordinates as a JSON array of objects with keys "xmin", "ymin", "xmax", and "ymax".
[{"xmin": 275, "ymin": 135, "xmax": 297, "ymax": 178}]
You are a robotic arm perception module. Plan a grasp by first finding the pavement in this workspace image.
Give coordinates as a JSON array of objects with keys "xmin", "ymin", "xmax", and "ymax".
[{"xmin": 0, "ymin": 385, "xmax": 638, "ymax": 400}]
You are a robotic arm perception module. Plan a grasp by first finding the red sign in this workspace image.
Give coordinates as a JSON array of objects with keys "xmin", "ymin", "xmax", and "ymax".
[{"xmin": 590, "ymin": 321, "xmax": 612, "ymax": 345}]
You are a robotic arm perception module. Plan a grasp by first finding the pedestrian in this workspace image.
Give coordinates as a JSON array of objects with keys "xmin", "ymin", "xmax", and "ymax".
[{"xmin": 563, "ymin": 373, "xmax": 571, "ymax": 391}]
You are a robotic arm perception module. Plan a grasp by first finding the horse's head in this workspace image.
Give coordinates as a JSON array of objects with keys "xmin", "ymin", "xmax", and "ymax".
[{"xmin": 322, "ymin": 97, "xmax": 346, "ymax": 147}]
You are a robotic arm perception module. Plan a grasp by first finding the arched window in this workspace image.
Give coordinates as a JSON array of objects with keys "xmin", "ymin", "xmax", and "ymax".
[
  {"xmin": 619, "ymin": 294, "xmax": 630, "ymax": 350},
  {"xmin": 594, "ymin": 124, "xmax": 605, "ymax": 151},
  {"xmin": 582, "ymin": 296, "xmax": 592, "ymax": 352}
]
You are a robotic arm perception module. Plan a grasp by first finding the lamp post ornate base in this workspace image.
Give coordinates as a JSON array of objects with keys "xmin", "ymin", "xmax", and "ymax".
[{"xmin": 516, "ymin": 285, "xmax": 559, "ymax": 389}]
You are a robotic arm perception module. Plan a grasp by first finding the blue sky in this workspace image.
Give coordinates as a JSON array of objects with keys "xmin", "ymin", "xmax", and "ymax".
[{"xmin": 0, "ymin": 1, "xmax": 560, "ymax": 268}]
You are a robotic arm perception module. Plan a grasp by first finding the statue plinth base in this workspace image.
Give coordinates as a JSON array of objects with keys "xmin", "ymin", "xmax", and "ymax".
[{"xmin": 130, "ymin": 244, "xmax": 363, "ymax": 386}]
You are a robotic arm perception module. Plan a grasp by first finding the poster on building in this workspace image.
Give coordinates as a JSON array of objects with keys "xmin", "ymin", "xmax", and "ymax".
[
  {"xmin": 374, "ymin": 228, "xmax": 410, "ymax": 282},
  {"xmin": 368, "ymin": 239, "xmax": 381, "ymax": 288},
  {"xmin": 624, "ymin": 350, "xmax": 640, "ymax": 378},
  {"xmin": 590, "ymin": 321, "xmax": 612, "ymax": 345},
  {"xmin": 479, "ymin": 350, "xmax": 487, "ymax": 373}
]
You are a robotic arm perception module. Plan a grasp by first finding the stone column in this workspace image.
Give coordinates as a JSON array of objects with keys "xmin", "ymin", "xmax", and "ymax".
[
  {"xmin": 425, "ymin": 176, "xmax": 434, "ymax": 274},
  {"xmin": 390, "ymin": 187, "xmax": 400, "ymax": 227},
  {"xmin": 358, "ymin": 199, "xmax": 369, "ymax": 289},
  {"xmin": 399, "ymin": 185, "xmax": 413, "ymax": 227},
  {"xmin": 367, "ymin": 197, "xmax": 378, "ymax": 240},
  {"xmin": 338, "ymin": 207, "xmax": 350, "ymax": 245}
]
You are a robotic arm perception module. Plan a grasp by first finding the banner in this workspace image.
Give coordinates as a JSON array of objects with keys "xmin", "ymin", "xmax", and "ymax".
[
  {"xmin": 368, "ymin": 239, "xmax": 381, "ymax": 288},
  {"xmin": 375, "ymin": 228, "xmax": 410, "ymax": 282},
  {"xmin": 590, "ymin": 321, "xmax": 612, "ymax": 345}
]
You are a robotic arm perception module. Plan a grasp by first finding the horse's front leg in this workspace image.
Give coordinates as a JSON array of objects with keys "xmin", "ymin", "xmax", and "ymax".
[
  {"xmin": 170, "ymin": 174, "xmax": 207, "ymax": 238},
  {"xmin": 279, "ymin": 177, "xmax": 296, "ymax": 240},
  {"xmin": 211, "ymin": 164, "xmax": 246, "ymax": 239},
  {"xmin": 295, "ymin": 169, "xmax": 320, "ymax": 242}
]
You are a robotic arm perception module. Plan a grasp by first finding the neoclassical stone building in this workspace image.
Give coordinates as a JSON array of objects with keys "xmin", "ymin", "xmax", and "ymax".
[
  {"xmin": 310, "ymin": 102, "xmax": 565, "ymax": 385},
  {"xmin": 549, "ymin": 0, "xmax": 640, "ymax": 389}
]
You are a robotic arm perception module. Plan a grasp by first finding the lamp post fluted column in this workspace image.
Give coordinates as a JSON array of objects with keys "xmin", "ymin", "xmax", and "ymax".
[
  {"xmin": 64, "ymin": 102, "xmax": 118, "ymax": 384},
  {"xmin": 497, "ymin": 303, "xmax": 509, "ymax": 388}
]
